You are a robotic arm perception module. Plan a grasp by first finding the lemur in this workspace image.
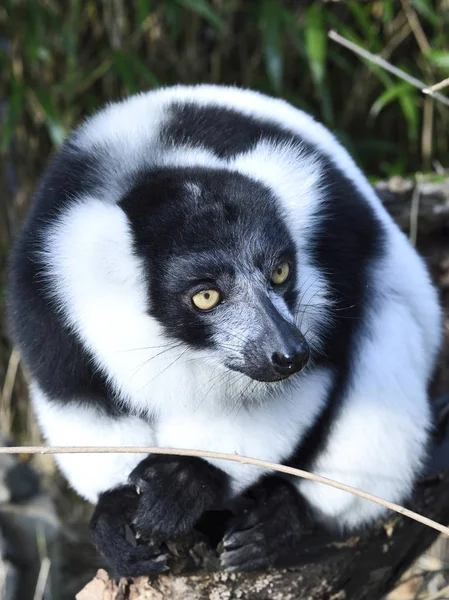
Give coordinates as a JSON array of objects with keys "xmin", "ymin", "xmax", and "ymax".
[{"xmin": 7, "ymin": 85, "xmax": 442, "ymax": 576}]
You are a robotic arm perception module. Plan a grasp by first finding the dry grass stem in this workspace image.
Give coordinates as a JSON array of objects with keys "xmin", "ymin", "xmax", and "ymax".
[
  {"xmin": 424, "ymin": 78, "xmax": 449, "ymax": 95},
  {"xmin": 1, "ymin": 348, "xmax": 21, "ymax": 435},
  {"xmin": 409, "ymin": 177, "xmax": 422, "ymax": 247},
  {"xmin": 32, "ymin": 557, "xmax": 51, "ymax": 600},
  {"xmin": 0, "ymin": 445, "xmax": 447, "ymax": 537},
  {"xmin": 328, "ymin": 30, "xmax": 449, "ymax": 107}
]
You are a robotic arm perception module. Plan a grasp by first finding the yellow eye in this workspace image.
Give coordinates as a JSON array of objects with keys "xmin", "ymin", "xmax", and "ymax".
[
  {"xmin": 192, "ymin": 289, "xmax": 221, "ymax": 311},
  {"xmin": 271, "ymin": 262, "xmax": 290, "ymax": 285}
]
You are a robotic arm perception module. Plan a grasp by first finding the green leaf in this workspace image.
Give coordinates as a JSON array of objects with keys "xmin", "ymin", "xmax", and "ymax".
[
  {"xmin": 370, "ymin": 82, "xmax": 413, "ymax": 118},
  {"xmin": 1, "ymin": 79, "xmax": 25, "ymax": 151},
  {"xmin": 347, "ymin": 1, "xmax": 373, "ymax": 39},
  {"xmin": 175, "ymin": 0, "xmax": 224, "ymax": 31},
  {"xmin": 113, "ymin": 51, "xmax": 139, "ymax": 94},
  {"xmin": 381, "ymin": 0, "xmax": 395, "ymax": 25},
  {"xmin": 426, "ymin": 50, "xmax": 449, "ymax": 69},
  {"xmin": 128, "ymin": 54, "xmax": 160, "ymax": 88},
  {"xmin": 399, "ymin": 92, "xmax": 419, "ymax": 142},
  {"xmin": 410, "ymin": 0, "xmax": 438, "ymax": 25},
  {"xmin": 305, "ymin": 3, "xmax": 326, "ymax": 86},
  {"xmin": 164, "ymin": 2, "xmax": 183, "ymax": 41},
  {"xmin": 363, "ymin": 61, "xmax": 393, "ymax": 88},
  {"xmin": 35, "ymin": 90, "xmax": 67, "ymax": 147},
  {"xmin": 136, "ymin": 0, "xmax": 153, "ymax": 27},
  {"xmin": 260, "ymin": 0, "xmax": 283, "ymax": 92}
]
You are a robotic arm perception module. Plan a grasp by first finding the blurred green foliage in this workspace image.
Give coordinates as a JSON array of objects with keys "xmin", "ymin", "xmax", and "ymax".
[{"xmin": 1, "ymin": 0, "xmax": 449, "ymax": 178}]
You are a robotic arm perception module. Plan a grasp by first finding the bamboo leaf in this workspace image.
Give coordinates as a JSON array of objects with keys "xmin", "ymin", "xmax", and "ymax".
[
  {"xmin": 175, "ymin": 0, "xmax": 224, "ymax": 31},
  {"xmin": 35, "ymin": 89, "xmax": 67, "ymax": 147},
  {"xmin": 260, "ymin": 0, "xmax": 283, "ymax": 92},
  {"xmin": 1, "ymin": 78, "xmax": 25, "ymax": 151},
  {"xmin": 426, "ymin": 50, "xmax": 449, "ymax": 70},
  {"xmin": 305, "ymin": 3, "xmax": 327, "ymax": 86},
  {"xmin": 370, "ymin": 82, "xmax": 413, "ymax": 118}
]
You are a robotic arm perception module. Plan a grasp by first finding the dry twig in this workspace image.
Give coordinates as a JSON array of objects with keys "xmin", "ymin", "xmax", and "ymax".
[
  {"xmin": 424, "ymin": 78, "xmax": 449, "ymax": 96},
  {"xmin": 328, "ymin": 30, "xmax": 449, "ymax": 108},
  {"xmin": 0, "ymin": 348, "xmax": 21, "ymax": 435},
  {"xmin": 0, "ymin": 444, "xmax": 447, "ymax": 537}
]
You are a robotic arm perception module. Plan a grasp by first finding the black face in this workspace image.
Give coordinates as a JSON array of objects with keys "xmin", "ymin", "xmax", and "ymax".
[{"xmin": 120, "ymin": 167, "xmax": 309, "ymax": 382}]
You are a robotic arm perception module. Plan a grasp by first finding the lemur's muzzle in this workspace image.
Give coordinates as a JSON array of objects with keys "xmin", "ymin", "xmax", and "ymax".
[{"xmin": 241, "ymin": 295, "xmax": 310, "ymax": 382}]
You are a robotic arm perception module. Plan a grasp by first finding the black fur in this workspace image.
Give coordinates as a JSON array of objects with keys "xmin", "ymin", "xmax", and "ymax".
[
  {"xmin": 220, "ymin": 476, "xmax": 312, "ymax": 572},
  {"xmin": 90, "ymin": 455, "xmax": 229, "ymax": 576},
  {"xmin": 120, "ymin": 167, "xmax": 298, "ymax": 352},
  {"xmin": 6, "ymin": 141, "xmax": 122, "ymax": 414},
  {"xmin": 89, "ymin": 485, "xmax": 170, "ymax": 577},
  {"xmin": 128, "ymin": 455, "xmax": 229, "ymax": 539}
]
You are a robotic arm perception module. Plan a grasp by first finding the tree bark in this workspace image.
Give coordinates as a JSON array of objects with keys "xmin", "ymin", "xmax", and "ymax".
[{"xmin": 75, "ymin": 179, "xmax": 449, "ymax": 600}]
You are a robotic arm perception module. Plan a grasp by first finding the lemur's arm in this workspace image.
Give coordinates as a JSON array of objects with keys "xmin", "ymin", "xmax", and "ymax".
[{"xmin": 32, "ymin": 386, "xmax": 229, "ymax": 576}]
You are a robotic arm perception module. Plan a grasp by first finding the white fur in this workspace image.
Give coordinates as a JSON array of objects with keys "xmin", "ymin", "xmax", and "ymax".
[
  {"xmin": 34, "ymin": 84, "xmax": 441, "ymax": 529},
  {"xmin": 32, "ymin": 385, "xmax": 156, "ymax": 503},
  {"xmin": 298, "ymin": 293, "xmax": 432, "ymax": 528},
  {"xmin": 156, "ymin": 367, "xmax": 333, "ymax": 495},
  {"xmin": 31, "ymin": 367, "xmax": 332, "ymax": 503}
]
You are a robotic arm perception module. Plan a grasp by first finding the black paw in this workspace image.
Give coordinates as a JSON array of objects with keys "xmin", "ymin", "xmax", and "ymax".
[
  {"xmin": 129, "ymin": 455, "xmax": 229, "ymax": 540},
  {"xmin": 89, "ymin": 485, "xmax": 170, "ymax": 577},
  {"xmin": 220, "ymin": 518, "xmax": 269, "ymax": 572},
  {"xmin": 219, "ymin": 477, "xmax": 309, "ymax": 572}
]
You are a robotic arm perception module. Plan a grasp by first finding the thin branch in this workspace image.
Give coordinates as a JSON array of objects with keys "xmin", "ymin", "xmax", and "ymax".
[
  {"xmin": 1, "ymin": 348, "xmax": 21, "ymax": 435},
  {"xmin": 421, "ymin": 95, "xmax": 434, "ymax": 172},
  {"xmin": 409, "ymin": 176, "xmax": 421, "ymax": 247},
  {"xmin": 0, "ymin": 445, "xmax": 448, "ymax": 537},
  {"xmin": 328, "ymin": 30, "xmax": 449, "ymax": 108},
  {"xmin": 400, "ymin": 0, "xmax": 430, "ymax": 55},
  {"xmin": 424, "ymin": 78, "xmax": 449, "ymax": 95}
]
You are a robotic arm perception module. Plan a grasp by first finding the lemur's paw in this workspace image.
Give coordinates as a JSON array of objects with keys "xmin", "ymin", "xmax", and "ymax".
[
  {"xmin": 220, "ymin": 517, "xmax": 270, "ymax": 572},
  {"xmin": 128, "ymin": 454, "xmax": 228, "ymax": 540},
  {"xmin": 89, "ymin": 485, "xmax": 170, "ymax": 577},
  {"xmin": 219, "ymin": 476, "xmax": 308, "ymax": 572}
]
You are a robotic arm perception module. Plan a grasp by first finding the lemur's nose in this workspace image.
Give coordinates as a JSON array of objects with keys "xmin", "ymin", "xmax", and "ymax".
[{"xmin": 271, "ymin": 343, "xmax": 309, "ymax": 377}]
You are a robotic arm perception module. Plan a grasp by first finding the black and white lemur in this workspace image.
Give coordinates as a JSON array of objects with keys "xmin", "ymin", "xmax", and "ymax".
[{"xmin": 7, "ymin": 85, "xmax": 442, "ymax": 576}]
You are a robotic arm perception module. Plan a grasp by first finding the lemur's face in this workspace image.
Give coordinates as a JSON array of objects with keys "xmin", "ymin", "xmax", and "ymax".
[{"xmin": 122, "ymin": 168, "xmax": 309, "ymax": 382}]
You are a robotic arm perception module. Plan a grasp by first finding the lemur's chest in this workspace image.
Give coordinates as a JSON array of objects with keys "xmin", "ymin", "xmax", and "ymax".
[{"xmin": 155, "ymin": 368, "xmax": 332, "ymax": 493}]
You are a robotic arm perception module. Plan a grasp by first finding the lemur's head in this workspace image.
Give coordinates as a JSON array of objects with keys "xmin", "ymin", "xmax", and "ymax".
[{"xmin": 122, "ymin": 167, "xmax": 310, "ymax": 383}]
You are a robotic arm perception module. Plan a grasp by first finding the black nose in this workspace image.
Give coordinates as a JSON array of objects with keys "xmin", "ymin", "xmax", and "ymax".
[{"xmin": 271, "ymin": 344, "xmax": 309, "ymax": 377}]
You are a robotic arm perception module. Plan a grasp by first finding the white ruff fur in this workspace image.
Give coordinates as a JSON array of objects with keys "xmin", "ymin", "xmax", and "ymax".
[
  {"xmin": 298, "ymin": 292, "xmax": 432, "ymax": 529},
  {"xmin": 31, "ymin": 85, "xmax": 441, "ymax": 527}
]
